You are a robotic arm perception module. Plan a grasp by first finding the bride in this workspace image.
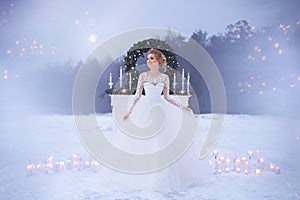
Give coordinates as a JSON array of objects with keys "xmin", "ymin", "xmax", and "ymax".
[
  {"xmin": 107, "ymin": 49, "xmax": 208, "ymax": 191},
  {"xmin": 123, "ymin": 48, "xmax": 191, "ymax": 121}
]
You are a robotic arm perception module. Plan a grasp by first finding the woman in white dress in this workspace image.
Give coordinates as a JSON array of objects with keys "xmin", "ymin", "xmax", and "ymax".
[
  {"xmin": 107, "ymin": 49, "xmax": 207, "ymax": 191},
  {"xmin": 104, "ymin": 49, "xmax": 209, "ymax": 191}
]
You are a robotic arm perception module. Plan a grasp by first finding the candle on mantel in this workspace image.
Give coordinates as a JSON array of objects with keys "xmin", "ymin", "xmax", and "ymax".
[
  {"xmin": 119, "ymin": 66, "xmax": 122, "ymax": 80},
  {"xmin": 109, "ymin": 72, "xmax": 112, "ymax": 83},
  {"xmin": 129, "ymin": 72, "xmax": 132, "ymax": 90},
  {"xmin": 173, "ymin": 72, "xmax": 176, "ymax": 83},
  {"xmin": 119, "ymin": 66, "xmax": 123, "ymax": 88}
]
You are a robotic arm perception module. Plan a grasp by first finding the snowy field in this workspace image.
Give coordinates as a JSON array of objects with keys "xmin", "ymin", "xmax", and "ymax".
[{"xmin": 0, "ymin": 113, "xmax": 300, "ymax": 200}]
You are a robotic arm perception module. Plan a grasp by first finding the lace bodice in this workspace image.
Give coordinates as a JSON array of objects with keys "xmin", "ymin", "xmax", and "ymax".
[{"xmin": 128, "ymin": 72, "xmax": 182, "ymax": 113}]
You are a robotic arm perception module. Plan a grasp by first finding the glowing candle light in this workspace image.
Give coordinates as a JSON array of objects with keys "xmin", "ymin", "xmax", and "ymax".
[
  {"xmin": 244, "ymin": 161, "xmax": 249, "ymax": 174},
  {"xmin": 241, "ymin": 157, "xmax": 247, "ymax": 163},
  {"xmin": 270, "ymin": 163, "xmax": 275, "ymax": 172},
  {"xmin": 66, "ymin": 160, "xmax": 72, "ymax": 170},
  {"xmin": 48, "ymin": 156, "xmax": 54, "ymax": 169},
  {"xmin": 235, "ymin": 159, "xmax": 241, "ymax": 172},
  {"xmin": 27, "ymin": 164, "xmax": 33, "ymax": 175},
  {"xmin": 219, "ymin": 156, "xmax": 225, "ymax": 163},
  {"xmin": 55, "ymin": 162, "xmax": 60, "ymax": 172},
  {"xmin": 212, "ymin": 150, "xmax": 218, "ymax": 159},
  {"xmin": 274, "ymin": 166, "xmax": 280, "ymax": 174},
  {"xmin": 225, "ymin": 158, "xmax": 230, "ymax": 173},
  {"xmin": 36, "ymin": 164, "xmax": 42, "ymax": 171},
  {"xmin": 259, "ymin": 158, "xmax": 264, "ymax": 170},
  {"xmin": 109, "ymin": 72, "xmax": 112, "ymax": 83},
  {"xmin": 173, "ymin": 72, "xmax": 176, "ymax": 83},
  {"xmin": 217, "ymin": 160, "xmax": 222, "ymax": 173},
  {"xmin": 119, "ymin": 66, "xmax": 123, "ymax": 88},
  {"xmin": 255, "ymin": 169, "xmax": 262, "ymax": 175},
  {"xmin": 59, "ymin": 161, "xmax": 65, "ymax": 169},
  {"xmin": 182, "ymin": 68, "xmax": 185, "ymax": 79},
  {"xmin": 85, "ymin": 161, "xmax": 90, "ymax": 168}
]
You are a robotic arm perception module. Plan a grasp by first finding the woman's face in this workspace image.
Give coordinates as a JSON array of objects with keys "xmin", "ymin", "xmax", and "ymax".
[{"xmin": 147, "ymin": 53, "xmax": 159, "ymax": 69}]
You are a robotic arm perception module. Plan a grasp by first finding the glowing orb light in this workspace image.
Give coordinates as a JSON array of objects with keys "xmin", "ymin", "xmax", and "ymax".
[{"xmin": 89, "ymin": 34, "xmax": 97, "ymax": 43}]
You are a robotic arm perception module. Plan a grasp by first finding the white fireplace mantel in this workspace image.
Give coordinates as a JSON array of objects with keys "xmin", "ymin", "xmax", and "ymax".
[{"xmin": 110, "ymin": 95, "xmax": 191, "ymax": 107}]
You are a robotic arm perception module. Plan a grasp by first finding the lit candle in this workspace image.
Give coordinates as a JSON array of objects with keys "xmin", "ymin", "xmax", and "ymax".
[
  {"xmin": 59, "ymin": 161, "xmax": 65, "ymax": 169},
  {"xmin": 48, "ymin": 156, "xmax": 54, "ymax": 170},
  {"xmin": 270, "ymin": 163, "xmax": 275, "ymax": 172},
  {"xmin": 119, "ymin": 66, "xmax": 123, "ymax": 88},
  {"xmin": 255, "ymin": 169, "xmax": 262, "ymax": 175},
  {"xmin": 27, "ymin": 164, "xmax": 33, "ymax": 175},
  {"xmin": 173, "ymin": 72, "xmax": 176, "ymax": 83},
  {"xmin": 248, "ymin": 151, "xmax": 253, "ymax": 159},
  {"xmin": 244, "ymin": 161, "xmax": 249, "ymax": 174},
  {"xmin": 182, "ymin": 68, "xmax": 185, "ymax": 79},
  {"xmin": 219, "ymin": 156, "xmax": 225, "ymax": 163},
  {"xmin": 109, "ymin": 72, "xmax": 112, "ymax": 83},
  {"xmin": 120, "ymin": 66, "xmax": 122, "ymax": 80},
  {"xmin": 217, "ymin": 160, "xmax": 222, "ymax": 173},
  {"xmin": 259, "ymin": 158, "xmax": 264, "ymax": 170},
  {"xmin": 55, "ymin": 162, "xmax": 60, "ymax": 172},
  {"xmin": 66, "ymin": 160, "xmax": 72, "ymax": 170},
  {"xmin": 36, "ymin": 164, "xmax": 42, "ymax": 171},
  {"xmin": 225, "ymin": 167, "xmax": 230, "ymax": 173},
  {"xmin": 187, "ymin": 72, "xmax": 190, "ymax": 84},
  {"xmin": 241, "ymin": 157, "xmax": 247, "ymax": 163},
  {"xmin": 235, "ymin": 159, "xmax": 241, "ymax": 172},
  {"xmin": 129, "ymin": 72, "xmax": 132, "ymax": 90},
  {"xmin": 225, "ymin": 158, "xmax": 230, "ymax": 167},
  {"xmin": 274, "ymin": 166, "xmax": 280, "ymax": 174},
  {"xmin": 213, "ymin": 150, "xmax": 218, "ymax": 159},
  {"xmin": 84, "ymin": 161, "xmax": 90, "ymax": 168}
]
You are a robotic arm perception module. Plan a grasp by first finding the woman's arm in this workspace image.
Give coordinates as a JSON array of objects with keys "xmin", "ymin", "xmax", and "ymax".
[
  {"xmin": 163, "ymin": 75, "xmax": 192, "ymax": 112},
  {"xmin": 123, "ymin": 73, "xmax": 144, "ymax": 120}
]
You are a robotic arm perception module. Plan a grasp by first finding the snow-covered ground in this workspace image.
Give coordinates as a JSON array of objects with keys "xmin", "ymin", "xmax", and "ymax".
[{"xmin": 1, "ymin": 114, "xmax": 299, "ymax": 199}]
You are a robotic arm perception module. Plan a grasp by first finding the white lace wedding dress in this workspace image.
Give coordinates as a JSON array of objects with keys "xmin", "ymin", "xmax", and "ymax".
[{"xmin": 104, "ymin": 72, "xmax": 208, "ymax": 191}]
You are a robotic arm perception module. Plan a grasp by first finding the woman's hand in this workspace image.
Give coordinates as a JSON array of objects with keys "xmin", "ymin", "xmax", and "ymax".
[
  {"xmin": 123, "ymin": 112, "xmax": 131, "ymax": 121},
  {"xmin": 182, "ymin": 106, "xmax": 193, "ymax": 113}
]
